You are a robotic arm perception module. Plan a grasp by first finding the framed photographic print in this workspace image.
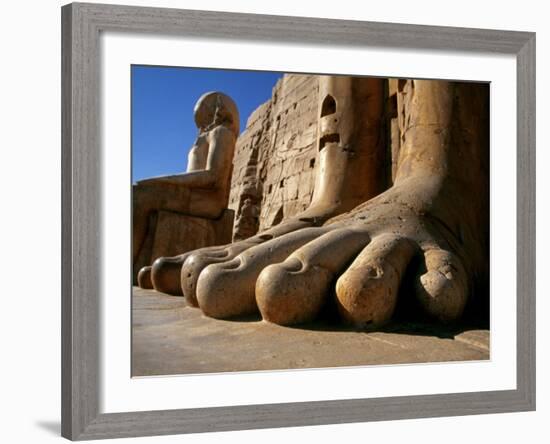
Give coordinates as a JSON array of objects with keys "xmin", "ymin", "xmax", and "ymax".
[{"xmin": 61, "ymin": 2, "xmax": 535, "ymax": 440}]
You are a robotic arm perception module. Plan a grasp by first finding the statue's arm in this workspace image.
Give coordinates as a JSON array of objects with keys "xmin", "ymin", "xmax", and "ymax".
[{"xmin": 136, "ymin": 127, "xmax": 234, "ymax": 189}]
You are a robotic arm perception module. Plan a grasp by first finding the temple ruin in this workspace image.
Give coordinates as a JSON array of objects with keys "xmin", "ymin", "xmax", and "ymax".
[{"xmin": 135, "ymin": 74, "xmax": 489, "ymax": 330}]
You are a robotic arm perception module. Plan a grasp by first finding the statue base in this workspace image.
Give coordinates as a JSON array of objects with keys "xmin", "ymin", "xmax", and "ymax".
[{"xmin": 133, "ymin": 208, "xmax": 234, "ymax": 284}]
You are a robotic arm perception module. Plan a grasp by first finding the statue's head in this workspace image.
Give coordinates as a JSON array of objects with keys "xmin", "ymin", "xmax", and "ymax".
[{"xmin": 194, "ymin": 92, "xmax": 240, "ymax": 137}]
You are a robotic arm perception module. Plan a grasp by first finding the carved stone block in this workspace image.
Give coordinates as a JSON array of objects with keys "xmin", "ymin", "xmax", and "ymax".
[{"xmin": 133, "ymin": 209, "xmax": 234, "ymax": 284}]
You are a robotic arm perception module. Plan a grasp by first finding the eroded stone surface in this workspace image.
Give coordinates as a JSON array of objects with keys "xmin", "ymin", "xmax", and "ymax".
[
  {"xmin": 233, "ymin": 198, "xmax": 259, "ymax": 241},
  {"xmin": 228, "ymin": 75, "xmax": 320, "ymax": 233}
]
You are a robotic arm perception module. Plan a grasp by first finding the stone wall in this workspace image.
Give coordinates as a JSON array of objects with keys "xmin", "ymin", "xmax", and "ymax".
[
  {"xmin": 229, "ymin": 74, "xmax": 402, "ymax": 240},
  {"xmin": 229, "ymin": 74, "xmax": 320, "ymax": 238}
]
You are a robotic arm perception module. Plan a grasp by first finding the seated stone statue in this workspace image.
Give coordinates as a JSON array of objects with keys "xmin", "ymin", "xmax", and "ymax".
[{"xmin": 133, "ymin": 92, "xmax": 239, "ymax": 291}]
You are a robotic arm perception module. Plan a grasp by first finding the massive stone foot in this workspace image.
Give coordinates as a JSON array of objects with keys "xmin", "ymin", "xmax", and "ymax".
[
  {"xmin": 139, "ymin": 78, "xmax": 487, "ymax": 330},
  {"xmin": 191, "ymin": 177, "xmax": 474, "ymax": 327}
]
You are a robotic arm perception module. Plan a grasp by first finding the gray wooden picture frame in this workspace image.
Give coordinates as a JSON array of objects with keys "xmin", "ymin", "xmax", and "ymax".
[{"xmin": 61, "ymin": 2, "xmax": 536, "ymax": 440}]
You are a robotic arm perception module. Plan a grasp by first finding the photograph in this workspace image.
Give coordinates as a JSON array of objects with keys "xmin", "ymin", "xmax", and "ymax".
[
  {"xmin": 131, "ymin": 66, "xmax": 491, "ymax": 376},
  {"xmin": 0, "ymin": 0, "xmax": 535, "ymax": 441},
  {"xmin": 0, "ymin": 0, "xmax": 542, "ymax": 441}
]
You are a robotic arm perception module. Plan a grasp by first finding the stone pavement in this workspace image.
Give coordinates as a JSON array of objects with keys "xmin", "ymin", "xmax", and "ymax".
[{"xmin": 132, "ymin": 287, "xmax": 489, "ymax": 377}]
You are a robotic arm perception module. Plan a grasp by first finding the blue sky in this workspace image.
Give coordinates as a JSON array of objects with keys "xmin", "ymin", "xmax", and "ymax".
[{"xmin": 131, "ymin": 65, "xmax": 282, "ymax": 181}]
